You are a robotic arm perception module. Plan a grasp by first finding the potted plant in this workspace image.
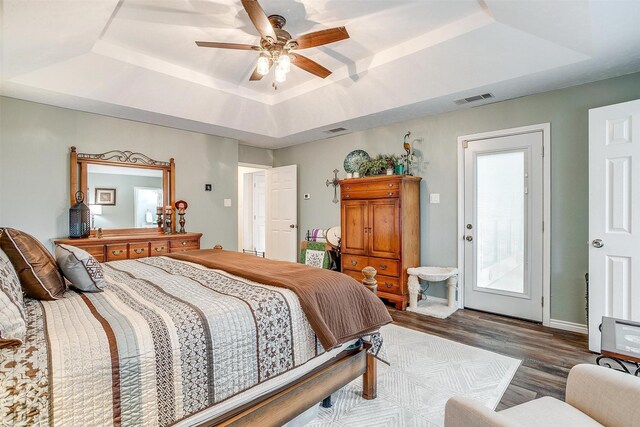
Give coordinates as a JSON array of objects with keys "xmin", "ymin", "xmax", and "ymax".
[{"xmin": 358, "ymin": 154, "xmax": 399, "ymax": 177}]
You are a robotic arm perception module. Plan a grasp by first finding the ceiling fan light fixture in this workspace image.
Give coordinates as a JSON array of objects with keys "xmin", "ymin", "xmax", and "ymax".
[
  {"xmin": 275, "ymin": 65, "xmax": 287, "ymax": 83},
  {"xmin": 279, "ymin": 53, "xmax": 291, "ymax": 73},
  {"xmin": 257, "ymin": 54, "xmax": 270, "ymax": 76}
]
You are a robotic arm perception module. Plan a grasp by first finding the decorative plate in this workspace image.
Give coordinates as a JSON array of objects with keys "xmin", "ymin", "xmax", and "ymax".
[
  {"xmin": 343, "ymin": 150, "xmax": 370, "ymax": 173},
  {"xmin": 326, "ymin": 226, "xmax": 341, "ymax": 247}
]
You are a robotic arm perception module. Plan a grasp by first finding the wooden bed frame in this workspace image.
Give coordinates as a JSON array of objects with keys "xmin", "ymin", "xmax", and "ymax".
[{"xmin": 200, "ymin": 267, "xmax": 380, "ymax": 427}]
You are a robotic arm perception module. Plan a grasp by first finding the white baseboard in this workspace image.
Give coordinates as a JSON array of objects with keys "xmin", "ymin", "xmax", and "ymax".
[{"xmin": 549, "ymin": 319, "xmax": 588, "ymax": 334}]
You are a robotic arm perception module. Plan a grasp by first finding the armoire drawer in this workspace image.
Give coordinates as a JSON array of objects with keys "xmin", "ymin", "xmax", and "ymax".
[
  {"xmin": 129, "ymin": 242, "xmax": 149, "ymax": 259},
  {"xmin": 342, "ymin": 254, "xmax": 369, "ymax": 271},
  {"xmin": 150, "ymin": 241, "xmax": 169, "ymax": 256},
  {"xmin": 376, "ymin": 275, "xmax": 402, "ymax": 295},
  {"xmin": 106, "ymin": 244, "xmax": 128, "ymax": 261},
  {"xmin": 368, "ymin": 257, "xmax": 400, "ymax": 277}
]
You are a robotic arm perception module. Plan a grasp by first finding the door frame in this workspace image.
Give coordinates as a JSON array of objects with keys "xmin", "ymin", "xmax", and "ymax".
[{"xmin": 457, "ymin": 123, "xmax": 551, "ymax": 326}]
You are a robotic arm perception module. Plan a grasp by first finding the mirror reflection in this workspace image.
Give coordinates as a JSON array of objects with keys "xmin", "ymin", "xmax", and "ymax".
[{"xmin": 87, "ymin": 164, "xmax": 163, "ymax": 229}]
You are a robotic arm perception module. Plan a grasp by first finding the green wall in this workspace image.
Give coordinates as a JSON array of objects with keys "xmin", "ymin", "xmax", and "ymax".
[
  {"xmin": 273, "ymin": 72, "xmax": 640, "ymax": 325},
  {"xmin": 0, "ymin": 97, "xmax": 240, "ymax": 250}
]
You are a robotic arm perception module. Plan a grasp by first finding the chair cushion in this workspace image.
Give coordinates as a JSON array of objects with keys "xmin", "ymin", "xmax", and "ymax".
[
  {"xmin": 500, "ymin": 396, "xmax": 603, "ymax": 427},
  {"xmin": 55, "ymin": 244, "xmax": 105, "ymax": 292},
  {"xmin": 0, "ymin": 228, "xmax": 65, "ymax": 300},
  {"xmin": 0, "ymin": 247, "xmax": 26, "ymax": 348}
]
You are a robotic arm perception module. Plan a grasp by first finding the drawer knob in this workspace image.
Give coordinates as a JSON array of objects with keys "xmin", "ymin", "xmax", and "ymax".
[
  {"xmin": 388, "ymin": 183, "xmax": 393, "ymax": 188},
  {"xmin": 154, "ymin": 247, "xmax": 165, "ymax": 252},
  {"xmin": 351, "ymin": 260, "xmax": 358, "ymax": 266},
  {"xmin": 134, "ymin": 248, "xmax": 144, "ymax": 254},
  {"xmin": 380, "ymin": 264, "xmax": 387, "ymax": 270},
  {"xmin": 385, "ymin": 282, "xmax": 393, "ymax": 288},
  {"xmin": 111, "ymin": 250, "xmax": 123, "ymax": 256},
  {"xmin": 345, "ymin": 186, "xmax": 350, "ymax": 190},
  {"xmin": 345, "ymin": 194, "xmax": 350, "ymax": 198},
  {"xmin": 181, "ymin": 241, "xmax": 187, "ymax": 246},
  {"xmin": 388, "ymin": 192, "xmax": 393, "ymax": 196}
]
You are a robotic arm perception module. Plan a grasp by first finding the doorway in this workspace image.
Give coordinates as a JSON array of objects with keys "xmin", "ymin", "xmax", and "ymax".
[
  {"xmin": 238, "ymin": 165, "xmax": 268, "ymax": 254},
  {"xmin": 458, "ymin": 124, "xmax": 550, "ymax": 323}
]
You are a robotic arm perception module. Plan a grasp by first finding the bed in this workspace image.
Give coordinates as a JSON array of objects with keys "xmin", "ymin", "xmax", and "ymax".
[{"xmin": 1, "ymin": 249, "xmax": 391, "ymax": 426}]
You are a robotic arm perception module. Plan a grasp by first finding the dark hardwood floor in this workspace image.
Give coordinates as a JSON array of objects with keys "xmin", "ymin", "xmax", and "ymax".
[{"xmin": 389, "ymin": 307, "xmax": 597, "ymax": 410}]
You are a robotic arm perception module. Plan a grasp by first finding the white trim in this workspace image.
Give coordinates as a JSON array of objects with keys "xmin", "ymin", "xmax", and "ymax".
[
  {"xmin": 238, "ymin": 162, "xmax": 272, "ymax": 169},
  {"xmin": 549, "ymin": 319, "xmax": 588, "ymax": 334},
  {"xmin": 457, "ymin": 123, "xmax": 551, "ymax": 326}
]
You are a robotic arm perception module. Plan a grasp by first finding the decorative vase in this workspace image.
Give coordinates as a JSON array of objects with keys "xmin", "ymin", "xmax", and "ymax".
[{"xmin": 395, "ymin": 164, "xmax": 404, "ymax": 175}]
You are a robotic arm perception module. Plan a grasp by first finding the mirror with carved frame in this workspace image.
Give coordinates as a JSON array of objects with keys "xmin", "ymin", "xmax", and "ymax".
[{"xmin": 69, "ymin": 146, "xmax": 176, "ymax": 234}]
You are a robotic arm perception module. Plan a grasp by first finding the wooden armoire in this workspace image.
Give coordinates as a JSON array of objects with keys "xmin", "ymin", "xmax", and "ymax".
[{"xmin": 340, "ymin": 175, "xmax": 421, "ymax": 310}]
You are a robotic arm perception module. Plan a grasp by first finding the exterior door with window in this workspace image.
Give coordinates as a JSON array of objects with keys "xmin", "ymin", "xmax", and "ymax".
[{"xmin": 463, "ymin": 131, "xmax": 544, "ymax": 322}]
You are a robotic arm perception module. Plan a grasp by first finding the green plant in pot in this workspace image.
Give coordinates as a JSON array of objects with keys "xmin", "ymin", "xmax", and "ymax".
[{"xmin": 358, "ymin": 154, "xmax": 399, "ymax": 177}]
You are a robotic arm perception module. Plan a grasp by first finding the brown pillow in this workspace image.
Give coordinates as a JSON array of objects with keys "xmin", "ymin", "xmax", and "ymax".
[{"xmin": 0, "ymin": 228, "xmax": 65, "ymax": 300}]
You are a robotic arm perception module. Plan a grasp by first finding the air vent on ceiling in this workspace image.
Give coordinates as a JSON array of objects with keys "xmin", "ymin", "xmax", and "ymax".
[
  {"xmin": 325, "ymin": 127, "xmax": 348, "ymax": 134},
  {"xmin": 453, "ymin": 93, "xmax": 494, "ymax": 105}
]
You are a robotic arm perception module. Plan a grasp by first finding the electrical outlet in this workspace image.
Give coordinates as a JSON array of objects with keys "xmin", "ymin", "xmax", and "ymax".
[
  {"xmin": 430, "ymin": 193, "xmax": 440, "ymax": 204},
  {"xmin": 205, "ymin": 184, "xmax": 212, "ymax": 191},
  {"xmin": 304, "ymin": 193, "xmax": 311, "ymax": 200}
]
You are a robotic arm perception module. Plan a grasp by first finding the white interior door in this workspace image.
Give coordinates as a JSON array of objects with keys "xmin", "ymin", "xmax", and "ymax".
[
  {"xmin": 252, "ymin": 171, "xmax": 266, "ymax": 253},
  {"xmin": 464, "ymin": 131, "xmax": 544, "ymax": 321},
  {"xmin": 588, "ymin": 99, "xmax": 640, "ymax": 352},
  {"xmin": 265, "ymin": 165, "xmax": 297, "ymax": 261}
]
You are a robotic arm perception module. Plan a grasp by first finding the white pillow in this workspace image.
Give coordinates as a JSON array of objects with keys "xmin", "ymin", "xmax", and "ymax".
[
  {"xmin": 0, "ymin": 247, "xmax": 26, "ymax": 348},
  {"xmin": 55, "ymin": 244, "xmax": 105, "ymax": 292}
]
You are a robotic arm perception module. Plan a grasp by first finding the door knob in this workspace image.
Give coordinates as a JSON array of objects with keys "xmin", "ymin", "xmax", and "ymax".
[
  {"xmin": 290, "ymin": 224, "xmax": 296, "ymax": 228},
  {"xmin": 592, "ymin": 239, "xmax": 604, "ymax": 248},
  {"xmin": 465, "ymin": 236, "xmax": 473, "ymax": 242}
]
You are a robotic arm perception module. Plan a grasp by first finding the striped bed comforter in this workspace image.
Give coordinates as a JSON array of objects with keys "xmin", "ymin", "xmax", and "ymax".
[{"xmin": 1, "ymin": 256, "xmax": 329, "ymax": 426}]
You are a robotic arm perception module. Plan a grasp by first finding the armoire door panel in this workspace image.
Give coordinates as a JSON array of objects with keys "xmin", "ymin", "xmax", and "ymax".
[
  {"xmin": 341, "ymin": 200, "xmax": 369, "ymax": 255},
  {"xmin": 369, "ymin": 199, "xmax": 400, "ymax": 258}
]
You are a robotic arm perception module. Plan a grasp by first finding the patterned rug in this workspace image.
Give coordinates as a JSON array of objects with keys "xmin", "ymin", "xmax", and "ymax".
[{"xmin": 307, "ymin": 324, "xmax": 521, "ymax": 427}]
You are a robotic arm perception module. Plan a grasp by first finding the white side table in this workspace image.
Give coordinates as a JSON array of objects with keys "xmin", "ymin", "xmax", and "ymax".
[{"xmin": 407, "ymin": 267, "xmax": 459, "ymax": 312}]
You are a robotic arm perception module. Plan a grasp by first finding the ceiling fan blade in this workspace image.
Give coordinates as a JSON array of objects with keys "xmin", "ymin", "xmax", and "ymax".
[
  {"xmin": 292, "ymin": 27, "xmax": 349, "ymax": 50},
  {"xmin": 291, "ymin": 53, "xmax": 332, "ymax": 79},
  {"xmin": 241, "ymin": 0, "xmax": 277, "ymax": 44},
  {"xmin": 195, "ymin": 41, "xmax": 259, "ymax": 50}
]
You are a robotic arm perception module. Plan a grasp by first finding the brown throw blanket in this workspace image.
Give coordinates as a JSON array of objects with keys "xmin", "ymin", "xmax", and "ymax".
[{"xmin": 168, "ymin": 249, "xmax": 393, "ymax": 350}]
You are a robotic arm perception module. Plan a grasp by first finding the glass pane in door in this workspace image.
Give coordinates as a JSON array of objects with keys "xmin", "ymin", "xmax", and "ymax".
[{"xmin": 476, "ymin": 151, "xmax": 525, "ymax": 293}]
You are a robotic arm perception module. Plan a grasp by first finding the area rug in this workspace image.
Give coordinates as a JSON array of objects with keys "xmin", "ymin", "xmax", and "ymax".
[{"xmin": 307, "ymin": 324, "xmax": 521, "ymax": 427}]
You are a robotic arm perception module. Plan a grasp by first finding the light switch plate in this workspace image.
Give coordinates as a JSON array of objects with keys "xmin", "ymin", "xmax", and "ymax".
[
  {"xmin": 430, "ymin": 193, "xmax": 440, "ymax": 204},
  {"xmin": 223, "ymin": 198, "xmax": 232, "ymax": 207}
]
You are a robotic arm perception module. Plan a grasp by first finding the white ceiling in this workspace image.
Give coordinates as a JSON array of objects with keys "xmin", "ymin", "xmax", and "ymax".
[{"xmin": 2, "ymin": 0, "xmax": 640, "ymax": 148}]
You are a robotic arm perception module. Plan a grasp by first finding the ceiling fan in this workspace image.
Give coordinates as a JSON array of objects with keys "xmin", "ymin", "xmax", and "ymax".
[{"xmin": 195, "ymin": 0, "xmax": 349, "ymax": 85}]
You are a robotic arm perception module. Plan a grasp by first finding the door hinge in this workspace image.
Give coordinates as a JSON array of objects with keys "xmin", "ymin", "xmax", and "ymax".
[
  {"xmin": 541, "ymin": 296, "xmax": 544, "ymax": 307},
  {"xmin": 542, "ymin": 221, "xmax": 544, "ymax": 232},
  {"xmin": 542, "ymin": 145, "xmax": 545, "ymax": 157},
  {"xmin": 463, "ymin": 141, "xmax": 469, "ymax": 149}
]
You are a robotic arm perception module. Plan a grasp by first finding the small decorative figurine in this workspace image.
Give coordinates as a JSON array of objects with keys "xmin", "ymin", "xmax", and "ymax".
[
  {"xmin": 175, "ymin": 200, "xmax": 188, "ymax": 233},
  {"xmin": 156, "ymin": 206, "xmax": 164, "ymax": 230},
  {"xmin": 97, "ymin": 228, "xmax": 103, "ymax": 239},
  {"xmin": 164, "ymin": 206, "xmax": 173, "ymax": 234}
]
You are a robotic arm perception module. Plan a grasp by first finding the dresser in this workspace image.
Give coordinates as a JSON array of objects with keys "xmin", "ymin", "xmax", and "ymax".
[
  {"xmin": 54, "ymin": 232, "xmax": 202, "ymax": 262},
  {"xmin": 340, "ymin": 175, "xmax": 421, "ymax": 310}
]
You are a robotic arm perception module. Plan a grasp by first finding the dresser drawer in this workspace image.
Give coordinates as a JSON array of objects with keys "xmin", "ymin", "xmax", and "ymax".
[
  {"xmin": 341, "ymin": 180, "xmax": 400, "ymax": 199},
  {"xmin": 80, "ymin": 244, "xmax": 106, "ymax": 263},
  {"xmin": 343, "ymin": 269, "xmax": 364, "ymax": 284},
  {"xmin": 106, "ymin": 244, "xmax": 128, "ymax": 261},
  {"xmin": 150, "ymin": 241, "xmax": 169, "ymax": 256},
  {"xmin": 343, "ymin": 189, "xmax": 399, "ymax": 199},
  {"xmin": 376, "ymin": 275, "xmax": 402, "ymax": 295},
  {"xmin": 342, "ymin": 254, "xmax": 369, "ymax": 271},
  {"xmin": 368, "ymin": 257, "xmax": 400, "ymax": 277},
  {"xmin": 129, "ymin": 242, "xmax": 149, "ymax": 259},
  {"xmin": 170, "ymin": 238, "xmax": 199, "ymax": 252}
]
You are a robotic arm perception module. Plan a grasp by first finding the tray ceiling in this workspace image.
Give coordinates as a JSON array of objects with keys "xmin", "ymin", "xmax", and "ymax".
[{"xmin": 2, "ymin": 0, "xmax": 640, "ymax": 148}]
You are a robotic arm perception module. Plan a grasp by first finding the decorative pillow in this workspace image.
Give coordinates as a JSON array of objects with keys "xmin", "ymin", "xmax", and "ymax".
[
  {"xmin": 55, "ymin": 244, "xmax": 105, "ymax": 292},
  {"xmin": 299, "ymin": 241, "xmax": 330, "ymax": 269},
  {"xmin": 0, "ymin": 247, "xmax": 26, "ymax": 348},
  {"xmin": 0, "ymin": 228, "xmax": 65, "ymax": 300}
]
